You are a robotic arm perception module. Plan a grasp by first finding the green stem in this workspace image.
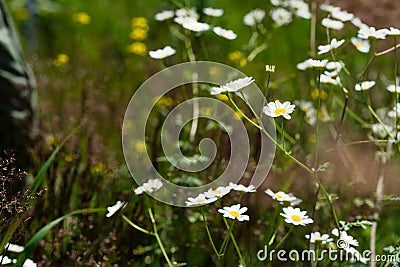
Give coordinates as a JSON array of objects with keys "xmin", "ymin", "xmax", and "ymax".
[
  {"xmin": 219, "ymin": 219, "xmax": 235, "ymax": 257},
  {"xmin": 148, "ymin": 208, "xmax": 174, "ymax": 267},
  {"xmin": 201, "ymin": 209, "xmax": 220, "ymax": 257},
  {"xmin": 227, "ymin": 95, "xmax": 341, "ymax": 230},
  {"xmin": 315, "ymin": 70, "xmax": 321, "ymax": 170},
  {"xmin": 281, "ymin": 117, "xmax": 285, "ymax": 150},
  {"xmin": 121, "ymin": 214, "xmax": 155, "ymax": 236},
  {"xmin": 260, "ymin": 73, "xmax": 271, "ymax": 119},
  {"xmin": 274, "ymin": 226, "xmax": 294, "ymax": 250},
  {"xmin": 223, "ymin": 217, "xmax": 246, "ymax": 266}
]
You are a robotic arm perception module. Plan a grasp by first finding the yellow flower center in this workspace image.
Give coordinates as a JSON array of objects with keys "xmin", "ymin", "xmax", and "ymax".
[
  {"xmin": 196, "ymin": 199, "xmax": 206, "ymax": 203},
  {"xmin": 229, "ymin": 211, "xmax": 240, "ymax": 218},
  {"xmin": 276, "ymin": 193, "xmax": 283, "ymax": 199},
  {"xmin": 212, "ymin": 190, "xmax": 222, "ymax": 194},
  {"xmin": 355, "ymin": 43, "xmax": 363, "ymax": 49},
  {"xmin": 315, "ymin": 237, "xmax": 323, "ymax": 241},
  {"xmin": 291, "ymin": 214, "xmax": 302, "ymax": 222},
  {"xmin": 274, "ymin": 108, "xmax": 287, "ymax": 116}
]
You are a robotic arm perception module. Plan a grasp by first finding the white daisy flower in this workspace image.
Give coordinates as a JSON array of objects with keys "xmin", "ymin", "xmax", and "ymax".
[
  {"xmin": 355, "ymin": 81, "xmax": 376, "ymax": 91},
  {"xmin": 106, "ymin": 200, "xmax": 127, "ymax": 217},
  {"xmin": 331, "ymin": 229, "xmax": 359, "ymax": 247},
  {"xmin": 5, "ymin": 243, "xmax": 24, "ymax": 253},
  {"xmin": 305, "ymin": 231, "xmax": 333, "ymax": 244},
  {"xmin": 266, "ymin": 65, "xmax": 276, "ymax": 73},
  {"xmin": 383, "ymin": 27, "xmax": 400, "ymax": 36},
  {"xmin": 288, "ymin": 0, "xmax": 311, "ymax": 19},
  {"xmin": 358, "ymin": 26, "xmax": 387, "ymax": 40},
  {"xmin": 0, "ymin": 256, "xmax": 16, "ymax": 265},
  {"xmin": 280, "ymin": 207, "xmax": 314, "ymax": 226},
  {"xmin": 155, "ymin": 10, "xmax": 175, "ymax": 21},
  {"xmin": 204, "ymin": 186, "xmax": 231, "ymax": 198},
  {"xmin": 351, "ymin": 17, "xmax": 367, "ymax": 29},
  {"xmin": 243, "ymin": 8, "xmax": 266, "ymax": 26},
  {"xmin": 174, "ymin": 16, "xmax": 197, "ymax": 25},
  {"xmin": 185, "ymin": 193, "xmax": 217, "ymax": 206},
  {"xmin": 371, "ymin": 123, "xmax": 393, "ymax": 138},
  {"xmin": 229, "ymin": 182, "xmax": 256, "ymax": 193},
  {"xmin": 309, "ymin": 59, "xmax": 329, "ymax": 69},
  {"xmin": 386, "ymin": 78, "xmax": 400, "ymax": 93},
  {"xmin": 321, "ymin": 18, "xmax": 344, "ymax": 30},
  {"xmin": 182, "ymin": 20, "xmax": 210, "ymax": 32},
  {"xmin": 294, "ymin": 100, "xmax": 317, "ymax": 126},
  {"xmin": 388, "ymin": 103, "xmax": 400, "ymax": 118},
  {"xmin": 320, "ymin": 4, "xmax": 340, "ymax": 13},
  {"xmin": 351, "ymin": 37, "xmax": 370, "ymax": 53},
  {"xmin": 324, "ymin": 61, "xmax": 343, "ymax": 77},
  {"xmin": 265, "ymin": 189, "xmax": 295, "ymax": 202},
  {"xmin": 149, "ymin": 46, "xmax": 176, "ymax": 59},
  {"xmin": 134, "ymin": 179, "xmax": 163, "ymax": 195},
  {"xmin": 263, "ymin": 100, "xmax": 296, "ymax": 120},
  {"xmin": 203, "ymin": 7, "xmax": 224, "ymax": 17},
  {"xmin": 211, "ymin": 77, "xmax": 255, "ymax": 95},
  {"xmin": 296, "ymin": 59, "xmax": 313, "ymax": 70},
  {"xmin": 218, "ymin": 204, "xmax": 250, "ymax": 221},
  {"xmin": 288, "ymin": 194, "xmax": 303, "ymax": 206},
  {"xmin": 331, "ymin": 10, "xmax": 354, "ymax": 22},
  {"xmin": 270, "ymin": 8, "xmax": 293, "ymax": 27},
  {"xmin": 23, "ymin": 259, "xmax": 37, "ymax": 267},
  {"xmin": 175, "ymin": 8, "xmax": 199, "ymax": 19},
  {"xmin": 213, "ymin": 26, "xmax": 237, "ymax": 40},
  {"xmin": 317, "ymin": 38, "xmax": 345, "ymax": 55},
  {"xmin": 320, "ymin": 73, "xmax": 340, "ymax": 85}
]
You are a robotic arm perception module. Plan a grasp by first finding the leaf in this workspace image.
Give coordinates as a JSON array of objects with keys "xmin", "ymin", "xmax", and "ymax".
[{"xmin": 15, "ymin": 208, "xmax": 104, "ymax": 266}]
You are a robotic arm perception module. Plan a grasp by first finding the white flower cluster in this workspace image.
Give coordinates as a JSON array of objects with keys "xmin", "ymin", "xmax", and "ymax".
[
  {"xmin": 150, "ymin": 6, "xmax": 238, "ymax": 59},
  {"xmin": 268, "ymin": 0, "xmax": 311, "ymax": 27}
]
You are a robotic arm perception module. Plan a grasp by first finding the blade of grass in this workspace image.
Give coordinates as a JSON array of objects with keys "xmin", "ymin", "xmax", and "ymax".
[{"xmin": 15, "ymin": 207, "xmax": 104, "ymax": 266}]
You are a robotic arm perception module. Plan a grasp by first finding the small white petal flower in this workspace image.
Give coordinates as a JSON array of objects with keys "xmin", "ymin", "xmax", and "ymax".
[
  {"xmin": 203, "ymin": 7, "xmax": 224, "ymax": 17},
  {"xmin": 280, "ymin": 207, "xmax": 313, "ymax": 226},
  {"xmin": 155, "ymin": 10, "xmax": 175, "ymax": 21},
  {"xmin": 358, "ymin": 26, "xmax": 387, "ymax": 40},
  {"xmin": 204, "ymin": 186, "xmax": 231, "ymax": 198},
  {"xmin": 317, "ymin": 38, "xmax": 345, "ymax": 55},
  {"xmin": 23, "ymin": 258, "xmax": 37, "ymax": 267},
  {"xmin": 218, "ymin": 204, "xmax": 250, "ymax": 221},
  {"xmin": 174, "ymin": 16, "xmax": 197, "ymax": 25},
  {"xmin": 305, "ymin": 231, "xmax": 333, "ymax": 244},
  {"xmin": 309, "ymin": 59, "xmax": 329, "ymax": 69},
  {"xmin": 331, "ymin": 229, "xmax": 359, "ymax": 247},
  {"xmin": 217, "ymin": 77, "xmax": 255, "ymax": 93},
  {"xmin": 331, "ymin": 10, "xmax": 354, "ymax": 22},
  {"xmin": 243, "ymin": 9, "xmax": 265, "ymax": 26},
  {"xmin": 386, "ymin": 78, "xmax": 400, "ymax": 93},
  {"xmin": 106, "ymin": 201, "xmax": 127, "ymax": 217},
  {"xmin": 213, "ymin": 26, "xmax": 237, "ymax": 40},
  {"xmin": 270, "ymin": 8, "xmax": 293, "ymax": 27},
  {"xmin": 265, "ymin": 189, "xmax": 295, "ymax": 202},
  {"xmin": 383, "ymin": 27, "xmax": 400, "ymax": 36},
  {"xmin": 134, "ymin": 179, "xmax": 163, "ymax": 195},
  {"xmin": 175, "ymin": 8, "xmax": 199, "ymax": 19},
  {"xmin": 186, "ymin": 193, "xmax": 217, "ymax": 206},
  {"xmin": 5, "ymin": 243, "xmax": 24, "ymax": 253},
  {"xmin": 320, "ymin": 4, "xmax": 340, "ymax": 13},
  {"xmin": 351, "ymin": 37, "xmax": 370, "ymax": 53},
  {"xmin": 263, "ymin": 100, "xmax": 296, "ymax": 120},
  {"xmin": 149, "ymin": 46, "xmax": 176, "ymax": 59},
  {"xmin": 371, "ymin": 123, "xmax": 393, "ymax": 138},
  {"xmin": 321, "ymin": 18, "xmax": 344, "ymax": 30},
  {"xmin": 182, "ymin": 20, "xmax": 210, "ymax": 32},
  {"xmin": 351, "ymin": 17, "xmax": 367, "ymax": 28},
  {"xmin": 0, "ymin": 256, "xmax": 16, "ymax": 265},
  {"xmin": 388, "ymin": 103, "xmax": 400, "ymax": 118},
  {"xmin": 320, "ymin": 74, "xmax": 340, "ymax": 85},
  {"xmin": 229, "ymin": 182, "xmax": 256, "ymax": 193},
  {"xmin": 294, "ymin": 99, "xmax": 317, "ymax": 126},
  {"xmin": 355, "ymin": 81, "xmax": 376, "ymax": 91}
]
